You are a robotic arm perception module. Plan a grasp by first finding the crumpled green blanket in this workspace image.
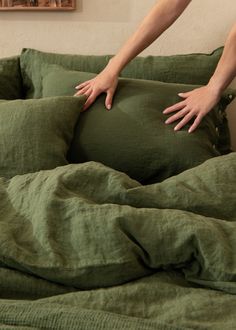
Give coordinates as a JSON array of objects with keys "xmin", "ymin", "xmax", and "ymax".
[{"xmin": 1, "ymin": 153, "xmax": 236, "ymax": 329}]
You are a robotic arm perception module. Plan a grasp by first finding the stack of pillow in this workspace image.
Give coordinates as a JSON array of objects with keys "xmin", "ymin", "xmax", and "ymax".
[{"xmin": 0, "ymin": 47, "xmax": 235, "ymax": 183}]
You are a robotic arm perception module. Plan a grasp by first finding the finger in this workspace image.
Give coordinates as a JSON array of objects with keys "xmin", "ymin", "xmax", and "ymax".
[
  {"xmin": 74, "ymin": 85, "xmax": 92, "ymax": 96},
  {"xmin": 163, "ymin": 100, "xmax": 186, "ymax": 114},
  {"xmin": 178, "ymin": 91, "xmax": 192, "ymax": 99},
  {"xmin": 83, "ymin": 87, "xmax": 92, "ymax": 97},
  {"xmin": 74, "ymin": 89, "xmax": 92, "ymax": 97},
  {"xmin": 75, "ymin": 80, "xmax": 91, "ymax": 90},
  {"xmin": 105, "ymin": 90, "xmax": 115, "ymax": 110},
  {"xmin": 188, "ymin": 115, "xmax": 203, "ymax": 133},
  {"xmin": 165, "ymin": 107, "xmax": 189, "ymax": 124},
  {"xmin": 174, "ymin": 112, "xmax": 195, "ymax": 131},
  {"xmin": 81, "ymin": 92, "xmax": 97, "ymax": 112}
]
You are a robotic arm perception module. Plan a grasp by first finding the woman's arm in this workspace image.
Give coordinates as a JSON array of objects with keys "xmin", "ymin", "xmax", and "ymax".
[
  {"xmin": 163, "ymin": 23, "xmax": 236, "ymax": 133},
  {"xmin": 75, "ymin": 0, "xmax": 192, "ymax": 111}
]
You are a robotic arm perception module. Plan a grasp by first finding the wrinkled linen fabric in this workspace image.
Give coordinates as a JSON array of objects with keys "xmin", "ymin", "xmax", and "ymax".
[{"xmin": 0, "ymin": 153, "xmax": 236, "ymax": 329}]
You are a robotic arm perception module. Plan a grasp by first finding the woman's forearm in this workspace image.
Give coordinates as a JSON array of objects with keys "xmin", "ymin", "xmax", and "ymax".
[
  {"xmin": 75, "ymin": 0, "xmax": 192, "ymax": 110},
  {"xmin": 208, "ymin": 23, "xmax": 236, "ymax": 94},
  {"xmin": 106, "ymin": 0, "xmax": 192, "ymax": 76}
]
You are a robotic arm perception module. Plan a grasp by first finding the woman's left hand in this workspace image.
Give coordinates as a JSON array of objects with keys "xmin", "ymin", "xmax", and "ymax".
[{"xmin": 163, "ymin": 85, "xmax": 221, "ymax": 133}]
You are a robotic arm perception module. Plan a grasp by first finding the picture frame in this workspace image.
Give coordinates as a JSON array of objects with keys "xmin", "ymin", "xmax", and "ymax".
[{"xmin": 0, "ymin": 0, "xmax": 76, "ymax": 10}]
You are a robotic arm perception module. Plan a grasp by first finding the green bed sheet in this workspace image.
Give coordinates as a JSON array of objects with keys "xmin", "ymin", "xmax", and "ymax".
[{"xmin": 0, "ymin": 153, "xmax": 236, "ymax": 329}]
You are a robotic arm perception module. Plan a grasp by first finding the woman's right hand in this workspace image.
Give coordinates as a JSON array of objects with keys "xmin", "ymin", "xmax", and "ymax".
[{"xmin": 74, "ymin": 64, "xmax": 119, "ymax": 112}]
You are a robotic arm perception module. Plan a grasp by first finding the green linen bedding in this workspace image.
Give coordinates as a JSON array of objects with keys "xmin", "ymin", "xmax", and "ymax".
[
  {"xmin": 19, "ymin": 47, "xmax": 233, "ymax": 155},
  {"xmin": 0, "ymin": 96, "xmax": 85, "ymax": 179},
  {"xmin": 0, "ymin": 152, "xmax": 236, "ymax": 329},
  {"xmin": 20, "ymin": 47, "xmax": 223, "ymax": 99},
  {"xmin": 41, "ymin": 64, "xmax": 235, "ymax": 183}
]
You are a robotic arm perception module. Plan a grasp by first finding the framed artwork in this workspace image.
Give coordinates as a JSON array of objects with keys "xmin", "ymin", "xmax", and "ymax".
[{"xmin": 0, "ymin": 0, "xmax": 75, "ymax": 10}]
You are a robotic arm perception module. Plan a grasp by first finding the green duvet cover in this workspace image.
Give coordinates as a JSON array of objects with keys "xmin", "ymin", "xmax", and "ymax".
[{"xmin": 0, "ymin": 153, "xmax": 236, "ymax": 329}]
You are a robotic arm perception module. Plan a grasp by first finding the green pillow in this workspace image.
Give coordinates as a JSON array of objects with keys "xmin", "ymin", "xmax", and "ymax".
[
  {"xmin": 19, "ymin": 47, "xmax": 232, "ymax": 154},
  {"xmin": 20, "ymin": 47, "xmax": 223, "ymax": 99},
  {"xmin": 0, "ymin": 56, "xmax": 23, "ymax": 99},
  {"xmin": 0, "ymin": 96, "xmax": 85, "ymax": 179},
  {"xmin": 41, "ymin": 65, "xmax": 235, "ymax": 183}
]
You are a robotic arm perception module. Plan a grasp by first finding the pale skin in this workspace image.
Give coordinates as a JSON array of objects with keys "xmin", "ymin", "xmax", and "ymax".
[
  {"xmin": 74, "ymin": 0, "xmax": 192, "ymax": 109},
  {"xmin": 74, "ymin": 0, "xmax": 236, "ymax": 133},
  {"xmin": 163, "ymin": 22, "xmax": 236, "ymax": 132}
]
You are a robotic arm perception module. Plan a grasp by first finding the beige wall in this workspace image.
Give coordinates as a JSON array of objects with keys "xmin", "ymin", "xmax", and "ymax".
[{"xmin": 0, "ymin": 0, "xmax": 236, "ymax": 150}]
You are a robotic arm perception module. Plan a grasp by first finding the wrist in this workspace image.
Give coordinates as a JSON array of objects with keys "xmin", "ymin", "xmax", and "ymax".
[
  {"xmin": 106, "ymin": 56, "xmax": 124, "ymax": 77},
  {"xmin": 207, "ymin": 78, "xmax": 225, "ymax": 97},
  {"xmin": 207, "ymin": 80, "xmax": 225, "ymax": 98}
]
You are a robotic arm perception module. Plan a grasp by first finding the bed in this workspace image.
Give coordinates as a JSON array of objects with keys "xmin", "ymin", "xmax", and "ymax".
[{"xmin": 0, "ymin": 47, "xmax": 235, "ymax": 329}]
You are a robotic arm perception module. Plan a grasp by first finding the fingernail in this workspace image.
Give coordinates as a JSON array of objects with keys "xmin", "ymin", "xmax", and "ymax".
[
  {"xmin": 107, "ymin": 104, "xmax": 111, "ymax": 110},
  {"xmin": 165, "ymin": 120, "xmax": 169, "ymax": 124}
]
